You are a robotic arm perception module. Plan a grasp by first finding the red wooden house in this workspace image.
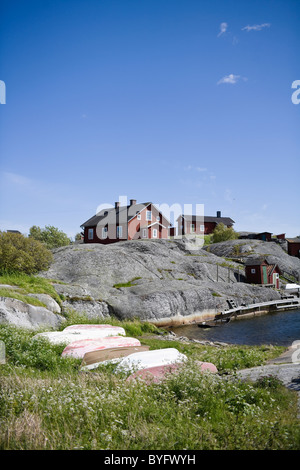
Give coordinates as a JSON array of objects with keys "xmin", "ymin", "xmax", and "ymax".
[
  {"xmin": 81, "ymin": 199, "xmax": 171, "ymax": 244},
  {"xmin": 245, "ymin": 258, "xmax": 281, "ymax": 288},
  {"xmin": 177, "ymin": 211, "xmax": 234, "ymax": 236},
  {"xmin": 286, "ymin": 238, "xmax": 300, "ymax": 258}
]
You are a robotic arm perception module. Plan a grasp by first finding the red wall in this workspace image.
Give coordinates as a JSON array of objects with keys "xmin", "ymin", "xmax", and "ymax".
[
  {"xmin": 288, "ymin": 242, "xmax": 300, "ymax": 258},
  {"xmin": 84, "ymin": 204, "xmax": 169, "ymax": 244}
]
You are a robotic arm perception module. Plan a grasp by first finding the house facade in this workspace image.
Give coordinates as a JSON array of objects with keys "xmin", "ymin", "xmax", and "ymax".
[
  {"xmin": 81, "ymin": 199, "xmax": 171, "ymax": 244},
  {"xmin": 177, "ymin": 211, "xmax": 234, "ymax": 236},
  {"xmin": 245, "ymin": 258, "xmax": 281, "ymax": 288}
]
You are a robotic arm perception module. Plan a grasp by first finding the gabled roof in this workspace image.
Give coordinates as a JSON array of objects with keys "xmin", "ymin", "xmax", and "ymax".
[
  {"xmin": 177, "ymin": 214, "xmax": 235, "ymax": 225},
  {"xmin": 81, "ymin": 202, "xmax": 170, "ymax": 228}
]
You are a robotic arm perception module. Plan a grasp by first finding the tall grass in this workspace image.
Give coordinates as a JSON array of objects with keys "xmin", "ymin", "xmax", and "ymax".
[
  {"xmin": 0, "ymin": 323, "xmax": 299, "ymax": 450},
  {"xmin": 0, "ymin": 272, "xmax": 63, "ymax": 306}
]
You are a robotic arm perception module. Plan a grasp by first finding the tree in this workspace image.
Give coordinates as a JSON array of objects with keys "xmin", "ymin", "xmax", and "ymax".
[
  {"xmin": 29, "ymin": 225, "xmax": 71, "ymax": 249},
  {"xmin": 211, "ymin": 223, "xmax": 239, "ymax": 244},
  {"xmin": 75, "ymin": 233, "xmax": 83, "ymax": 241},
  {"xmin": 0, "ymin": 231, "xmax": 53, "ymax": 274}
]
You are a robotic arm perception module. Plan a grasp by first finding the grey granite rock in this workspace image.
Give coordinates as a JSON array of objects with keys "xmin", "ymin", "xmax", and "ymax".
[
  {"xmin": 0, "ymin": 297, "xmax": 65, "ymax": 329},
  {"xmin": 38, "ymin": 239, "xmax": 283, "ymax": 325}
]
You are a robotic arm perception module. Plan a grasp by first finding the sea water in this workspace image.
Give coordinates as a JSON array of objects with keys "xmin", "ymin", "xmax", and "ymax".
[{"xmin": 171, "ymin": 309, "xmax": 300, "ymax": 346}]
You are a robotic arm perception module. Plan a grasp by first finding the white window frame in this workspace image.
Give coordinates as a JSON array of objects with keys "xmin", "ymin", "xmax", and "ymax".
[
  {"xmin": 137, "ymin": 213, "xmax": 141, "ymax": 220},
  {"xmin": 142, "ymin": 228, "xmax": 147, "ymax": 238},
  {"xmin": 200, "ymin": 225, "xmax": 205, "ymax": 232},
  {"xmin": 190, "ymin": 223, "xmax": 195, "ymax": 233},
  {"xmin": 146, "ymin": 210, "xmax": 152, "ymax": 221},
  {"xmin": 116, "ymin": 226, "xmax": 122, "ymax": 238},
  {"xmin": 102, "ymin": 227, "xmax": 108, "ymax": 239},
  {"xmin": 153, "ymin": 228, "xmax": 158, "ymax": 238},
  {"xmin": 156, "ymin": 215, "xmax": 160, "ymax": 222},
  {"xmin": 88, "ymin": 228, "xmax": 94, "ymax": 240},
  {"xmin": 251, "ymin": 268, "xmax": 256, "ymax": 274}
]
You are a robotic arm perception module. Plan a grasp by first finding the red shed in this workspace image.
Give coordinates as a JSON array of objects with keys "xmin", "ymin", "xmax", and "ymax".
[
  {"xmin": 245, "ymin": 258, "xmax": 281, "ymax": 288},
  {"xmin": 286, "ymin": 238, "xmax": 300, "ymax": 258}
]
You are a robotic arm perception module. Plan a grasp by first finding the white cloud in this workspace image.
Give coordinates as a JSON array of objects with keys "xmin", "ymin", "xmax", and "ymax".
[
  {"xmin": 217, "ymin": 74, "xmax": 248, "ymax": 85},
  {"xmin": 242, "ymin": 23, "xmax": 270, "ymax": 32},
  {"xmin": 217, "ymin": 74, "xmax": 240, "ymax": 85},
  {"xmin": 218, "ymin": 22, "xmax": 228, "ymax": 37}
]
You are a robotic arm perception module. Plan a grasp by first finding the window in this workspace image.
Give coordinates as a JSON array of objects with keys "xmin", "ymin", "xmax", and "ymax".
[
  {"xmin": 137, "ymin": 213, "xmax": 141, "ymax": 220},
  {"xmin": 146, "ymin": 210, "xmax": 152, "ymax": 221},
  {"xmin": 142, "ymin": 228, "xmax": 147, "ymax": 238},
  {"xmin": 200, "ymin": 225, "xmax": 205, "ymax": 232},
  {"xmin": 116, "ymin": 226, "xmax": 122, "ymax": 238},
  {"xmin": 251, "ymin": 268, "xmax": 256, "ymax": 274},
  {"xmin": 153, "ymin": 229, "xmax": 157, "ymax": 238},
  {"xmin": 102, "ymin": 227, "xmax": 108, "ymax": 238},
  {"xmin": 88, "ymin": 228, "xmax": 94, "ymax": 240},
  {"xmin": 190, "ymin": 224, "xmax": 195, "ymax": 233},
  {"xmin": 156, "ymin": 215, "xmax": 160, "ymax": 222}
]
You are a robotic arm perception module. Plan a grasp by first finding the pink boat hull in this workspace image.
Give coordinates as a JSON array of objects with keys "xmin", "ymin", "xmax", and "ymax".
[
  {"xmin": 127, "ymin": 361, "xmax": 218, "ymax": 384},
  {"xmin": 62, "ymin": 336, "xmax": 141, "ymax": 359}
]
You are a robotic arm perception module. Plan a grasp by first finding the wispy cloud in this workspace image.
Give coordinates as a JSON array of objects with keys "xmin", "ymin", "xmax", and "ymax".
[
  {"xmin": 2, "ymin": 172, "xmax": 32, "ymax": 188},
  {"xmin": 217, "ymin": 22, "xmax": 228, "ymax": 37},
  {"xmin": 217, "ymin": 74, "xmax": 247, "ymax": 85},
  {"xmin": 184, "ymin": 165, "xmax": 207, "ymax": 172},
  {"xmin": 242, "ymin": 23, "xmax": 271, "ymax": 32}
]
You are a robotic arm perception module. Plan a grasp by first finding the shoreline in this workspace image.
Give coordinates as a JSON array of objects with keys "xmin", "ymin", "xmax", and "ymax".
[{"xmin": 150, "ymin": 298, "xmax": 300, "ymax": 329}]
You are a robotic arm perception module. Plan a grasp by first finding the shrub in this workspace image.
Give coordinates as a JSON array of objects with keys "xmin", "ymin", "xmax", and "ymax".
[
  {"xmin": 0, "ymin": 232, "xmax": 53, "ymax": 274},
  {"xmin": 29, "ymin": 225, "xmax": 71, "ymax": 250},
  {"xmin": 212, "ymin": 223, "xmax": 239, "ymax": 244}
]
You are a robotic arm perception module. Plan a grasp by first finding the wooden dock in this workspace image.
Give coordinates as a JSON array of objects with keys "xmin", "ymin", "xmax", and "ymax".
[{"xmin": 215, "ymin": 297, "xmax": 300, "ymax": 322}]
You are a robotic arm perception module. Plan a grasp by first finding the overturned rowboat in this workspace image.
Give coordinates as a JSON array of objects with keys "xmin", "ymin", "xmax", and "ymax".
[
  {"xmin": 63, "ymin": 324, "xmax": 113, "ymax": 332},
  {"xmin": 33, "ymin": 325, "xmax": 126, "ymax": 345},
  {"xmin": 81, "ymin": 345, "xmax": 150, "ymax": 370},
  {"xmin": 115, "ymin": 348, "xmax": 187, "ymax": 374},
  {"xmin": 62, "ymin": 336, "xmax": 141, "ymax": 359},
  {"xmin": 126, "ymin": 360, "xmax": 218, "ymax": 384}
]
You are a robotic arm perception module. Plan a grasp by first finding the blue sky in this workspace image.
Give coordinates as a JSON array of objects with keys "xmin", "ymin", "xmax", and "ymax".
[{"xmin": 0, "ymin": 0, "xmax": 299, "ymax": 238}]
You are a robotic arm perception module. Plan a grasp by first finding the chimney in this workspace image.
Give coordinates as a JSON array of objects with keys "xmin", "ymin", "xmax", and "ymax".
[
  {"xmin": 216, "ymin": 211, "xmax": 221, "ymax": 218},
  {"xmin": 115, "ymin": 201, "xmax": 120, "ymax": 209},
  {"xmin": 130, "ymin": 199, "xmax": 137, "ymax": 206}
]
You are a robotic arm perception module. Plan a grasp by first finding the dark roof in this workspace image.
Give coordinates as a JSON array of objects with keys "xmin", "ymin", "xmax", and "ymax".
[
  {"xmin": 178, "ymin": 214, "xmax": 234, "ymax": 225},
  {"xmin": 245, "ymin": 258, "xmax": 267, "ymax": 266},
  {"xmin": 286, "ymin": 238, "xmax": 300, "ymax": 243},
  {"xmin": 81, "ymin": 202, "xmax": 170, "ymax": 228}
]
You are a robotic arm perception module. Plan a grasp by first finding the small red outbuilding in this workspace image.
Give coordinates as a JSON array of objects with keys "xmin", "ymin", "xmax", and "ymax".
[{"xmin": 245, "ymin": 258, "xmax": 281, "ymax": 288}]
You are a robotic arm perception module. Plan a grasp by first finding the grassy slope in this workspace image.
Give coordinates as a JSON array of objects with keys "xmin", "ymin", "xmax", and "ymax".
[{"xmin": 0, "ymin": 317, "xmax": 299, "ymax": 450}]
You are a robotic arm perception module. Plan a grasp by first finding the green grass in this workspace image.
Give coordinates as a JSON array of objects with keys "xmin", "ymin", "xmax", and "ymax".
[
  {"xmin": 0, "ymin": 322, "xmax": 299, "ymax": 450},
  {"xmin": 0, "ymin": 273, "xmax": 63, "ymax": 306},
  {"xmin": 113, "ymin": 277, "xmax": 142, "ymax": 289},
  {"xmin": 0, "ymin": 288, "xmax": 47, "ymax": 308}
]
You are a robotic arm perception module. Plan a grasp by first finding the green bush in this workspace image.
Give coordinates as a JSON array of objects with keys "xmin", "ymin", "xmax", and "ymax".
[
  {"xmin": 0, "ymin": 232, "xmax": 53, "ymax": 274},
  {"xmin": 29, "ymin": 225, "xmax": 71, "ymax": 250},
  {"xmin": 212, "ymin": 223, "xmax": 239, "ymax": 244}
]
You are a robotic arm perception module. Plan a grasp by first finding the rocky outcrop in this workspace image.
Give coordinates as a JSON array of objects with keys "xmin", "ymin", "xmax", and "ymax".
[
  {"xmin": 204, "ymin": 239, "xmax": 300, "ymax": 279},
  {"xmin": 38, "ymin": 239, "xmax": 283, "ymax": 326},
  {"xmin": 0, "ymin": 297, "xmax": 65, "ymax": 329}
]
